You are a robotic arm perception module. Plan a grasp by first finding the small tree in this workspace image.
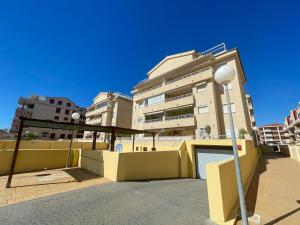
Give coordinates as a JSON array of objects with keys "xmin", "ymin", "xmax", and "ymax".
[
  {"xmin": 26, "ymin": 132, "xmax": 39, "ymax": 140},
  {"xmin": 238, "ymin": 128, "xmax": 247, "ymax": 139},
  {"xmin": 205, "ymin": 125, "xmax": 211, "ymax": 139}
]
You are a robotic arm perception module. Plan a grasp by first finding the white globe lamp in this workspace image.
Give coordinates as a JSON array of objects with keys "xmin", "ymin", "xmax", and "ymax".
[
  {"xmin": 215, "ymin": 64, "xmax": 249, "ymax": 224},
  {"xmin": 71, "ymin": 112, "xmax": 80, "ymax": 120},
  {"xmin": 214, "ymin": 64, "xmax": 235, "ymax": 85}
]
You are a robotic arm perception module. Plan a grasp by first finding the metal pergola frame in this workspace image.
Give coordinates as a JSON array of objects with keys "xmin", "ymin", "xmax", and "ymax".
[{"xmin": 6, "ymin": 117, "xmax": 155, "ymax": 188}]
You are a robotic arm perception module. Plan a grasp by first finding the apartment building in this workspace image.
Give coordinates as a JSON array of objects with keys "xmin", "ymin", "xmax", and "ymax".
[
  {"xmin": 84, "ymin": 92, "xmax": 133, "ymax": 141},
  {"xmin": 284, "ymin": 102, "xmax": 300, "ymax": 144},
  {"xmin": 10, "ymin": 95, "xmax": 86, "ymax": 139},
  {"xmin": 257, "ymin": 124, "xmax": 288, "ymax": 146},
  {"xmin": 246, "ymin": 94, "xmax": 256, "ymax": 127},
  {"xmin": 131, "ymin": 44, "xmax": 253, "ymax": 139}
]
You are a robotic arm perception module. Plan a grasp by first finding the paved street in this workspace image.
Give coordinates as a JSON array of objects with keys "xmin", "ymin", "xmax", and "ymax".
[{"xmin": 0, "ymin": 179, "xmax": 209, "ymax": 225}]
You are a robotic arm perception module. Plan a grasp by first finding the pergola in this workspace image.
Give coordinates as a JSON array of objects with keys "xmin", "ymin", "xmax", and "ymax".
[{"xmin": 6, "ymin": 117, "xmax": 155, "ymax": 188}]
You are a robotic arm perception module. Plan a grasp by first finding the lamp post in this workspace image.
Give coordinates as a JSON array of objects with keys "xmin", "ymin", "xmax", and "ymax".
[
  {"xmin": 214, "ymin": 65, "xmax": 249, "ymax": 225},
  {"xmin": 66, "ymin": 112, "xmax": 80, "ymax": 168}
]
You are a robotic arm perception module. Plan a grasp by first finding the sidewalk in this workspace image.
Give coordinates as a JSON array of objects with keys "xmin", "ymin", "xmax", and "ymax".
[
  {"xmin": 238, "ymin": 152, "xmax": 300, "ymax": 225},
  {"xmin": 0, "ymin": 168, "xmax": 111, "ymax": 207}
]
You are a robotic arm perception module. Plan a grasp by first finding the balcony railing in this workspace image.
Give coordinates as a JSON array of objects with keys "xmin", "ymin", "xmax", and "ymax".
[
  {"xmin": 165, "ymin": 114, "xmax": 194, "ymax": 121},
  {"xmin": 144, "ymin": 118, "xmax": 163, "ymax": 123},
  {"xmin": 165, "ymin": 67, "xmax": 210, "ymax": 85},
  {"xmin": 165, "ymin": 93, "xmax": 192, "ymax": 102}
]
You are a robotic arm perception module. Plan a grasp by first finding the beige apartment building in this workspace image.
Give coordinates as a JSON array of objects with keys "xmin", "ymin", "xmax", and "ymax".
[
  {"xmin": 10, "ymin": 95, "xmax": 86, "ymax": 139},
  {"xmin": 257, "ymin": 124, "xmax": 288, "ymax": 146},
  {"xmin": 246, "ymin": 94, "xmax": 256, "ymax": 127},
  {"xmin": 284, "ymin": 102, "xmax": 300, "ymax": 144},
  {"xmin": 84, "ymin": 92, "xmax": 133, "ymax": 141},
  {"xmin": 131, "ymin": 44, "xmax": 253, "ymax": 139}
]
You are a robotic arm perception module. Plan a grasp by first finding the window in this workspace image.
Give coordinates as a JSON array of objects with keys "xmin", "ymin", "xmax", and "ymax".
[
  {"xmin": 223, "ymin": 103, "xmax": 236, "ymax": 113},
  {"xmin": 196, "ymin": 82, "xmax": 207, "ymax": 92},
  {"xmin": 146, "ymin": 94, "xmax": 164, "ymax": 106},
  {"xmin": 50, "ymin": 133, "xmax": 56, "ymax": 139},
  {"xmin": 60, "ymin": 134, "xmax": 65, "ymax": 139},
  {"xmin": 66, "ymin": 102, "xmax": 71, "ymax": 107},
  {"xmin": 64, "ymin": 117, "xmax": 68, "ymax": 122},
  {"xmin": 199, "ymin": 128, "xmax": 206, "ymax": 138},
  {"xmin": 71, "ymin": 119, "xmax": 74, "ymax": 123},
  {"xmin": 198, "ymin": 105, "xmax": 209, "ymax": 114},
  {"xmin": 57, "ymin": 101, "xmax": 62, "ymax": 105},
  {"xmin": 49, "ymin": 99, "xmax": 55, "ymax": 104},
  {"xmin": 65, "ymin": 109, "xmax": 70, "ymax": 115},
  {"xmin": 56, "ymin": 108, "xmax": 61, "ymax": 113},
  {"xmin": 54, "ymin": 116, "xmax": 59, "ymax": 120},
  {"xmin": 67, "ymin": 134, "xmax": 72, "ymax": 139}
]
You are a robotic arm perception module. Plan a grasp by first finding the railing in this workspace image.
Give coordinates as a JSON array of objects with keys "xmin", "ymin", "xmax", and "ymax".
[
  {"xmin": 165, "ymin": 93, "xmax": 192, "ymax": 102},
  {"xmin": 201, "ymin": 43, "xmax": 227, "ymax": 56},
  {"xmin": 165, "ymin": 67, "xmax": 211, "ymax": 85},
  {"xmin": 144, "ymin": 118, "xmax": 163, "ymax": 123},
  {"xmin": 138, "ymin": 84, "xmax": 162, "ymax": 94},
  {"xmin": 165, "ymin": 114, "xmax": 194, "ymax": 121}
]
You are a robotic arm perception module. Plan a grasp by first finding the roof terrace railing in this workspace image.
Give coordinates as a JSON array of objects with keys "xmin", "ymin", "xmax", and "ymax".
[{"xmin": 201, "ymin": 43, "xmax": 227, "ymax": 56}]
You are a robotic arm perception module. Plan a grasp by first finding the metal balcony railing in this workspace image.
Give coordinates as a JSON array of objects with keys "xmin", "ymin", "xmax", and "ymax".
[
  {"xmin": 165, "ymin": 114, "xmax": 194, "ymax": 121},
  {"xmin": 144, "ymin": 118, "xmax": 163, "ymax": 123},
  {"xmin": 165, "ymin": 93, "xmax": 192, "ymax": 102},
  {"xmin": 165, "ymin": 67, "xmax": 211, "ymax": 85}
]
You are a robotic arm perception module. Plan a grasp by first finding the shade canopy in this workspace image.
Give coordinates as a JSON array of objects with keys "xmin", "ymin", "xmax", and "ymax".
[{"xmin": 20, "ymin": 117, "xmax": 154, "ymax": 135}]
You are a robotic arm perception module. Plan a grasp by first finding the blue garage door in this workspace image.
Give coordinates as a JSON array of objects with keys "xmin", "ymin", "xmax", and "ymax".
[{"xmin": 195, "ymin": 148, "xmax": 233, "ymax": 179}]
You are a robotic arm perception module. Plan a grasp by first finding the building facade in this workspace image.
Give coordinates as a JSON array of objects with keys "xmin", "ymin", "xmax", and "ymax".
[
  {"xmin": 257, "ymin": 124, "xmax": 288, "ymax": 146},
  {"xmin": 131, "ymin": 44, "xmax": 253, "ymax": 139},
  {"xmin": 246, "ymin": 94, "xmax": 256, "ymax": 127},
  {"xmin": 84, "ymin": 92, "xmax": 133, "ymax": 141},
  {"xmin": 284, "ymin": 102, "xmax": 300, "ymax": 144},
  {"xmin": 10, "ymin": 95, "xmax": 86, "ymax": 139}
]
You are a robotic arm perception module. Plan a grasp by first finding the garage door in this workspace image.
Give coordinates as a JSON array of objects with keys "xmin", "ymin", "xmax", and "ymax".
[{"xmin": 195, "ymin": 148, "xmax": 233, "ymax": 179}]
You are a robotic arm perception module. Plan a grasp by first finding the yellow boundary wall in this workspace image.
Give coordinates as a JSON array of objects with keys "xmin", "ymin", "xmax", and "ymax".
[
  {"xmin": 282, "ymin": 144, "xmax": 300, "ymax": 162},
  {"xmin": 0, "ymin": 140, "xmax": 108, "ymax": 175},
  {"xmin": 206, "ymin": 140, "xmax": 260, "ymax": 225}
]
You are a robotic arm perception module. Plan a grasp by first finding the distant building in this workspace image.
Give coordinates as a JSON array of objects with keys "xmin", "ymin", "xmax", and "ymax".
[
  {"xmin": 257, "ymin": 124, "xmax": 288, "ymax": 146},
  {"xmin": 131, "ymin": 43, "xmax": 253, "ymax": 139},
  {"xmin": 284, "ymin": 102, "xmax": 300, "ymax": 144},
  {"xmin": 84, "ymin": 92, "xmax": 133, "ymax": 141},
  {"xmin": 10, "ymin": 95, "xmax": 86, "ymax": 139},
  {"xmin": 0, "ymin": 129, "xmax": 14, "ymax": 140}
]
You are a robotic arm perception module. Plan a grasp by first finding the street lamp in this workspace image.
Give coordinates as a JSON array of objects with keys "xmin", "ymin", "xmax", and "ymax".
[
  {"xmin": 214, "ymin": 64, "xmax": 249, "ymax": 225},
  {"xmin": 66, "ymin": 112, "xmax": 80, "ymax": 168}
]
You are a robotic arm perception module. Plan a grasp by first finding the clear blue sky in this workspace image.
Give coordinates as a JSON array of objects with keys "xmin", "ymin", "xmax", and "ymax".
[{"xmin": 0, "ymin": 0, "xmax": 299, "ymax": 129}]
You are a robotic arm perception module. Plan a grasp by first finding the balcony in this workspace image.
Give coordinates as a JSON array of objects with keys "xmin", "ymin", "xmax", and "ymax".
[
  {"xmin": 143, "ymin": 114, "xmax": 194, "ymax": 130},
  {"xmin": 142, "ymin": 93, "xmax": 194, "ymax": 114},
  {"xmin": 134, "ymin": 67, "xmax": 212, "ymax": 102}
]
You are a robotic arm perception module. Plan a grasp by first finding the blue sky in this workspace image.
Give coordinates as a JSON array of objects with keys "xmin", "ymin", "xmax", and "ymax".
[{"xmin": 0, "ymin": 0, "xmax": 299, "ymax": 129}]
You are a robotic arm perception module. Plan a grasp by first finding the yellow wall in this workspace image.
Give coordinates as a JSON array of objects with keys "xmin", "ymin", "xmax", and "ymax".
[
  {"xmin": 206, "ymin": 140, "xmax": 260, "ymax": 225},
  {"xmin": 283, "ymin": 144, "xmax": 300, "ymax": 162},
  {"xmin": 0, "ymin": 140, "xmax": 108, "ymax": 176},
  {"xmin": 0, "ymin": 140, "xmax": 109, "ymax": 150},
  {"xmin": 0, "ymin": 149, "xmax": 79, "ymax": 175}
]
